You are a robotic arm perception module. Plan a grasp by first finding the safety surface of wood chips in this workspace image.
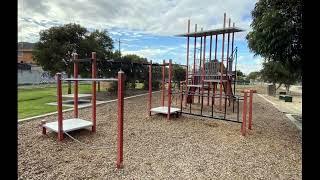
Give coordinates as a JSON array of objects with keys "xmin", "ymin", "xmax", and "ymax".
[{"xmin": 18, "ymin": 93, "xmax": 301, "ymax": 179}]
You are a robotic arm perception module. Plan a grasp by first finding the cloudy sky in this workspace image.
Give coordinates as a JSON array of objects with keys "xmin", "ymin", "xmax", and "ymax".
[{"xmin": 18, "ymin": 0, "xmax": 262, "ymax": 75}]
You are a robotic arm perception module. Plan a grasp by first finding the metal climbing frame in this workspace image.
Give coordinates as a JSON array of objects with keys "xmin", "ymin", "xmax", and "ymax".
[
  {"xmin": 175, "ymin": 13, "xmax": 255, "ymax": 130},
  {"xmin": 41, "ymin": 52, "xmax": 125, "ymax": 168},
  {"xmin": 148, "ymin": 59, "xmax": 181, "ymax": 119}
]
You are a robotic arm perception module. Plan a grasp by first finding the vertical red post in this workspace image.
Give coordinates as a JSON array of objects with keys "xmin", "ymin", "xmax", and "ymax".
[
  {"xmin": 162, "ymin": 60, "xmax": 165, "ymax": 107},
  {"xmin": 215, "ymin": 35, "xmax": 218, "ymax": 60},
  {"xmin": 208, "ymin": 35, "xmax": 212, "ymax": 106},
  {"xmin": 73, "ymin": 53, "xmax": 78, "ymax": 118},
  {"xmin": 248, "ymin": 90, "xmax": 253, "ymax": 130},
  {"xmin": 193, "ymin": 24, "xmax": 197, "ymax": 84},
  {"xmin": 213, "ymin": 83, "xmax": 216, "ymax": 105},
  {"xmin": 230, "ymin": 23, "xmax": 235, "ymax": 72},
  {"xmin": 117, "ymin": 70, "xmax": 124, "ymax": 169},
  {"xmin": 56, "ymin": 73, "xmax": 63, "ymax": 141},
  {"xmin": 201, "ymin": 35, "xmax": 206, "ymax": 105},
  {"xmin": 186, "ymin": 20, "xmax": 190, "ymax": 91},
  {"xmin": 226, "ymin": 18, "xmax": 231, "ymax": 103},
  {"xmin": 219, "ymin": 13, "xmax": 226, "ymax": 111},
  {"xmin": 91, "ymin": 52, "xmax": 97, "ymax": 132},
  {"xmin": 148, "ymin": 61, "xmax": 152, "ymax": 116},
  {"xmin": 241, "ymin": 91, "xmax": 248, "ymax": 136},
  {"xmin": 42, "ymin": 120, "xmax": 46, "ymax": 135},
  {"xmin": 167, "ymin": 60, "xmax": 172, "ymax": 120}
]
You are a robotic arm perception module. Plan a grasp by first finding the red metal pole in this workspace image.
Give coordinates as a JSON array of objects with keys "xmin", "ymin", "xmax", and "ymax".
[
  {"xmin": 162, "ymin": 60, "xmax": 165, "ymax": 107},
  {"xmin": 248, "ymin": 90, "xmax": 253, "ymax": 130},
  {"xmin": 208, "ymin": 35, "xmax": 212, "ymax": 106},
  {"xmin": 117, "ymin": 70, "xmax": 124, "ymax": 169},
  {"xmin": 198, "ymin": 28, "xmax": 203, "ymax": 103},
  {"xmin": 226, "ymin": 18, "xmax": 231, "ymax": 102},
  {"xmin": 241, "ymin": 91, "xmax": 248, "ymax": 136},
  {"xmin": 213, "ymin": 83, "xmax": 216, "ymax": 105},
  {"xmin": 230, "ymin": 22, "xmax": 235, "ymax": 72},
  {"xmin": 219, "ymin": 13, "xmax": 226, "ymax": 111},
  {"xmin": 56, "ymin": 73, "xmax": 63, "ymax": 141},
  {"xmin": 201, "ymin": 35, "xmax": 206, "ymax": 106},
  {"xmin": 193, "ymin": 24, "xmax": 197, "ymax": 84},
  {"xmin": 215, "ymin": 35, "xmax": 218, "ymax": 60},
  {"xmin": 148, "ymin": 61, "xmax": 152, "ymax": 116},
  {"xmin": 42, "ymin": 119, "xmax": 46, "ymax": 135},
  {"xmin": 73, "ymin": 53, "xmax": 78, "ymax": 118},
  {"xmin": 167, "ymin": 60, "xmax": 172, "ymax": 120},
  {"xmin": 186, "ymin": 19, "xmax": 190, "ymax": 90},
  {"xmin": 92, "ymin": 52, "xmax": 97, "ymax": 132}
]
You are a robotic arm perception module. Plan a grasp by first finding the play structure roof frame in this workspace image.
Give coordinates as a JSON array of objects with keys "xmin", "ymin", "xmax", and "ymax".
[{"xmin": 175, "ymin": 27, "xmax": 244, "ymax": 37}]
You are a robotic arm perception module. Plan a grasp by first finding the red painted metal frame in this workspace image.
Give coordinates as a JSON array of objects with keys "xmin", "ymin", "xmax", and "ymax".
[
  {"xmin": 167, "ymin": 60, "xmax": 172, "ymax": 120},
  {"xmin": 73, "ymin": 54, "xmax": 79, "ymax": 118},
  {"xmin": 162, "ymin": 60, "xmax": 165, "ymax": 106},
  {"xmin": 148, "ymin": 61, "xmax": 152, "ymax": 116},
  {"xmin": 241, "ymin": 91, "xmax": 247, "ymax": 136},
  {"xmin": 219, "ymin": 13, "xmax": 226, "ymax": 110},
  {"xmin": 117, "ymin": 70, "xmax": 124, "ymax": 169},
  {"xmin": 186, "ymin": 20, "xmax": 190, "ymax": 90},
  {"xmin": 57, "ymin": 73, "xmax": 63, "ymax": 141},
  {"xmin": 91, "ymin": 52, "xmax": 97, "ymax": 132},
  {"xmin": 248, "ymin": 90, "xmax": 253, "ymax": 130}
]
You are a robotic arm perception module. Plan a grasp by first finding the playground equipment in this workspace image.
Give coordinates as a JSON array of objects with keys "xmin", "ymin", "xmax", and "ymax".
[
  {"xmin": 172, "ymin": 13, "xmax": 257, "ymax": 135},
  {"xmin": 148, "ymin": 59, "xmax": 181, "ymax": 119},
  {"xmin": 41, "ymin": 52, "xmax": 125, "ymax": 168}
]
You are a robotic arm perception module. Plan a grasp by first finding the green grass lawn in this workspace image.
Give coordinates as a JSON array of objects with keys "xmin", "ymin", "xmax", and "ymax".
[{"xmin": 18, "ymin": 84, "xmax": 92, "ymax": 119}]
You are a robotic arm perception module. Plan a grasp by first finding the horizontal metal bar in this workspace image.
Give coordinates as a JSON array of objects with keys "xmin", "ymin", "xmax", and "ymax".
[
  {"xmin": 180, "ymin": 112, "xmax": 242, "ymax": 123},
  {"xmin": 62, "ymin": 78, "xmax": 118, "ymax": 82}
]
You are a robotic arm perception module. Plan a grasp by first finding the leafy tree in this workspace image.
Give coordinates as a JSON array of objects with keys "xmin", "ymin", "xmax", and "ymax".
[
  {"xmin": 172, "ymin": 64, "xmax": 186, "ymax": 87},
  {"xmin": 246, "ymin": 0, "xmax": 302, "ymax": 76},
  {"xmin": 236, "ymin": 70, "xmax": 245, "ymax": 77},
  {"xmin": 33, "ymin": 24, "xmax": 114, "ymax": 93},
  {"xmin": 246, "ymin": 71, "xmax": 260, "ymax": 81},
  {"xmin": 260, "ymin": 61, "xmax": 299, "ymax": 93}
]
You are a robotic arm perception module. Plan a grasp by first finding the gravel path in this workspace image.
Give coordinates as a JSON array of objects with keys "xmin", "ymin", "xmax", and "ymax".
[{"xmin": 18, "ymin": 92, "xmax": 302, "ymax": 179}]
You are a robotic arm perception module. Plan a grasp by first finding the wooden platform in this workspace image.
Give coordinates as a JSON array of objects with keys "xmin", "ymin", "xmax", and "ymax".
[
  {"xmin": 150, "ymin": 106, "xmax": 181, "ymax": 115},
  {"xmin": 43, "ymin": 118, "xmax": 92, "ymax": 133}
]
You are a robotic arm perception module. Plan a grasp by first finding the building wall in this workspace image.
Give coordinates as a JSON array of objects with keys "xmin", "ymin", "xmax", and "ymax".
[{"xmin": 18, "ymin": 49, "xmax": 34, "ymax": 64}]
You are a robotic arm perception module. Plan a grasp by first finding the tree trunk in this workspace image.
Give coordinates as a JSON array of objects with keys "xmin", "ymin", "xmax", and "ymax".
[
  {"xmin": 275, "ymin": 83, "xmax": 282, "ymax": 90},
  {"xmin": 98, "ymin": 81, "xmax": 100, "ymax": 92},
  {"xmin": 285, "ymin": 84, "xmax": 290, "ymax": 94}
]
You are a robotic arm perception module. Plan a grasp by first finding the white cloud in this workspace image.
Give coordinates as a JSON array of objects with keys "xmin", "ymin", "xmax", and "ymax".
[{"xmin": 18, "ymin": 0, "xmax": 258, "ymax": 42}]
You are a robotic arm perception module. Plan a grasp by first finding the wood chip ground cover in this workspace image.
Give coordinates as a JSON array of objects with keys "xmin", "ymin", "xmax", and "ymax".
[{"xmin": 18, "ymin": 92, "xmax": 301, "ymax": 179}]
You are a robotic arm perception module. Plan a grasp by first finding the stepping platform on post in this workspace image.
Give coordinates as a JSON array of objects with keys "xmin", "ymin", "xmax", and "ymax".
[
  {"xmin": 43, "ymin": 118, "xmax": 92, "ymax": 133},
  {"xmin": 61, "ymin": 93, "xmax": 92, "ymax": 99},
  {"xmin": 150, "ymin": 106, "xmax": 181, "ymax": 115}
]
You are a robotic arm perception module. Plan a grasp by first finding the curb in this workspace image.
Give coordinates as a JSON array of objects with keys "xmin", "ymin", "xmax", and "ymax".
[{"xmin": 257, "ymin": 94, "xmax": 302, "ymax": 131}]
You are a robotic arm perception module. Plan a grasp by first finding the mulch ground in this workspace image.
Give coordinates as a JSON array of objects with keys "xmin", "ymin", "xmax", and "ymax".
[{"xmin": 18, "ymin": 92, "xmax": 301, "ymax": 179}]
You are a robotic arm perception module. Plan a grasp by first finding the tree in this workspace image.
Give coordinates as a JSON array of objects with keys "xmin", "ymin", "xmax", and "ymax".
[
  {"xmin": 246, "ymin": 0, "xmax": 302, "ymax": 76},
  {"xmin": 33, "ymin": 24, "xmax": 114, "ymax": 93},
  {"xmin": 236, "ymin": 70, "xmax": 245, "ymax": 77},
  {"xmin": 246, "ymin": 71, "xmax": 260, "ymax": 81},
  {"xmin": 172, "ymin": 64, "xmax": 186, "ymax": 88},
  {"xmin": 260, "ymin": 61, "xmax": 299, "ymax": 93}
]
